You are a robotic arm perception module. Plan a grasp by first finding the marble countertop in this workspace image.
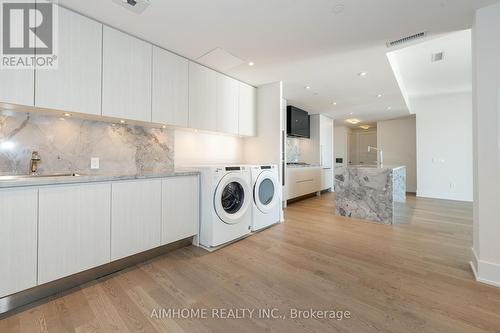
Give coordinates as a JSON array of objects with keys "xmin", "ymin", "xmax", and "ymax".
[
  {"xmin": 338, "ymin": 165, "xmax": 406, "ymax": 171},
  {"xmin": 0, "ymin": 170, "xmax": 199, "ymax": 189},
  {"xmin": 286, "ymin": 164, "xmax": 324, "ymax": 169}
]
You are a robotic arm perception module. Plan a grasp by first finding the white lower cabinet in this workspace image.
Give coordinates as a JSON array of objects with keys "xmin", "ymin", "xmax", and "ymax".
[
  {"xmin": 0, "ymin": 188, "xmax": 38, "ymax": 298},
  {"xmin": 321, "ymin": 168, "xmax": 334, "ymax": 191},
  {"xmin": 0, "ymin": 175, "xmax": 198, "ymax": 297},
  {"xmin": 38, "ymin": 183, "xmax": 111, "ymax": 284},
  {"xmin": 286, "ymin": 167, "xmax": 322, "ymax": 200},
  {"xmin": 161, "ymin": 176, "xmax": 199, "ymax": 245},
  {"xmin": 111, "ymin": 179, "xmax": 162, "ymax": 260}
]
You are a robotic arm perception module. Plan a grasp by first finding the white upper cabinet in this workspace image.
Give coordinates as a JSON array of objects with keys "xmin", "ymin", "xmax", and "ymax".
[
  {"xmin": 102, "ymin": 26, "xmax": 152, "ymax": 122},
  {"xmin": 161, "ymin": 176, "xmax": 199, "ymax": 245},
  {"xmin": 0, "ymin": 68, "xmax": 34, "ymax": 106},
  {"xmin": 238, "ymin": 82, "xmax": 257, "ymax": 136},
  {"xmin": 111, "ymin": 179, "xmax": 162, "ymax": 261},
  {"xmin": 188, "ymin": 61, "xmax": 217, "ymax": 131},
  {"xmin": 38, "ymin": 183, "xmax": 111, "ymax": 284},
  {"xmin": 35, "ymin": 6, "xmax": 102, "ymax": 115},
  {"xmin": 0, "ymin": 188, "xmax": 38, "ymax": 298},
  {"xmin": 152, "ymin": 47, "xmax": 189, "ymax": 127},
  {"xmin": 216, "ymin": 74, "xmax": 239, "ymax": 135}
]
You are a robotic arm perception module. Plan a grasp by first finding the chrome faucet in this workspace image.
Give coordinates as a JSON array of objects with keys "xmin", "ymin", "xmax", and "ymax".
[
  {"xmin": 30, "ymin": 151, "xmax": 41, "ymax": 175},
  {"xmin": 368, "ymin": 146, "xmax": 383, "ymax": 165}
]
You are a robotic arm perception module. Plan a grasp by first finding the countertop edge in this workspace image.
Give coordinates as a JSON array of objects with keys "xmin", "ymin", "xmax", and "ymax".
[
  {"xmin": 0, "ymin": 171, "xmax": 200, "ymax": 189},
  {"xmin": 336, "ymin": 165, "xmax": 406, "ymax": 171}
]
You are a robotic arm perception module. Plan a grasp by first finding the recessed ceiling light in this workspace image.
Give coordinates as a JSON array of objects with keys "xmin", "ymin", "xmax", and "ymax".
[
  {"xmin": 305, "ymin": 86, "xmax": 311, "ymax": 90},
  {"xmin": 349, "ymin": 112, "xmax": 354, "ymax": 115},
  {"xmin": 346, "ymin": 118, "xmax": 361, "ymax": 125},
  {"xmin": 377, "ymin": 94, "xmax": 383, "ymax": 98},
  {"xmin": 358, "ymin": 72, "xmax": 368, "ymax": 77},
  {"xmin": 387, "ymin": 106, "xmax": 392, "ymax": 110},
  {"xmin": 331, "ymin": 102, "xmax": 337, "ymax": 105},
  {"xmin": 248, "ymin": 61, "xmax": 255, "ymax": 66}
]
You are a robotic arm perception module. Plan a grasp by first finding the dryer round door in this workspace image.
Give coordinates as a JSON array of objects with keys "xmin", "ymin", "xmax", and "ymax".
[
  {"xmin": 254, "ymin": 170, "xmax": 279, "ymax": 214},
  {"xmin": 214, "ymin": 173, "xmax": 251, "ymax": 224}
]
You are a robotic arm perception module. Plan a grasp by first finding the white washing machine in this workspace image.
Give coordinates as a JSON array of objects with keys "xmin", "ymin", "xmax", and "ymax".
[
  {"xmin": 198, "ymin": 165, "xmax": 252, "ymax": 249},
  {"xmin": 250, "ymin": 165, "xmax": 281, "ymax": 231}
]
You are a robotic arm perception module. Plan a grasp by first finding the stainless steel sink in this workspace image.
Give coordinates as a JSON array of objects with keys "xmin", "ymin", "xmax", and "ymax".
[{"xmin": 0, "ymin": 173, "xmax": 82, "ymax": 181}]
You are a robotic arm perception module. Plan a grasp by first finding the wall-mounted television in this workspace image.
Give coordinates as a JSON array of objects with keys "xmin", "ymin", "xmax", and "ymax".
[{"xmin": 287, "ymin": 106, "xmax": 310, "ymax": 138}]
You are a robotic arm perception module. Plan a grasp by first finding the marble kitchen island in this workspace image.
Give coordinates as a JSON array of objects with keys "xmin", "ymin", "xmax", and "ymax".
[{"xmin": 335, "ymin": 165, "xmax": 406, "ymax": 224}]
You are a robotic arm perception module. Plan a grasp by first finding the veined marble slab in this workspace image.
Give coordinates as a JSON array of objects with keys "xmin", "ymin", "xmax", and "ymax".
[
  {"xmin": 0, "ymin": 170, "xmax": 199, "ymax": 189},
  {"xmin": 0, "ymin": 111, "xmax": 174, "ymax": 176},
  {"xmin": 335, "ymin": 165, "xmax": 406, "ymax": 224}
]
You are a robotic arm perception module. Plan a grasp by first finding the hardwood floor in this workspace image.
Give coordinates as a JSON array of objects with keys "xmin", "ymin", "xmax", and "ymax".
[{"xmin": 2, "ymin": 193, "xmax": 500, "ymax": 332}]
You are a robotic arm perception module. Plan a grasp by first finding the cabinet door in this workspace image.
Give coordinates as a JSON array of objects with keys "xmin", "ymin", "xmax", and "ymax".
[
  {"xmin": 111, "ymin": 179, "xmax": 161, "ymax": 260},
  {"xmin": 0, "ymin": 68, "xmax": 34, "ymax": 106},
  {"xmin": 0, "ymin": 188, "xmax": 37, "ymax": 297},
  {"xmin": 216, "ymin": 74, "xmax": 239, "ymax": 135},
  {"xmin": 102, "ymin": 26, "xmax": 152, "ymax": 122},
  {"xmin": 238, "ymin": 82, "xmax": 256, "ymax": 136},
  {"xmin": 161, "ymin": 176, "xmax": 199, "ymax": 245},
  {"xmin": 35, "ymin": 6, "xmax": 102, "ymax": 115},
  {"xmin": 188, "ymin": 62, "xmax": 216, "ymax": 131},
  {"xmin": 321, "ymin": 168, "xmax": 334, "ymax": 191},
  {"xmin": 152, "ymin": 46, "xmax": 189, "ymax": 127},
  {"xmin": 38, "ymin": 183, "xmax": 111, "ymax": 284}
]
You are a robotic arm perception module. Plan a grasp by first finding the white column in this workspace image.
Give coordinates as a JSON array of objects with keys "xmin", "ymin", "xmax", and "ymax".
[{"xmin": 472, "ymin": 2, "xmax": 500, "ymax": 287}]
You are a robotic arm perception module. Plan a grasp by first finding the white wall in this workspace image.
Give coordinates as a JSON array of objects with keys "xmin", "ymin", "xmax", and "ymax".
[
  {"xmin": 472, "ymin": 2, "xmax": 500, "ymax": 287},
  {"xmin": 334, "ymin": 126, "xmax": 350, "ymax": 166},
  {"xmin": 348, "ymin": 129, "xmax": 377, "ymax": 165},
  {"xmin": 412, "ymin": 92, "xmax": 473, "ymax": 202},
  {"xmin": 377, "ymin": 117, "xmax": 417, "ymax": 192},
  {"xmin": 174, "ymin": 130, "xmax": 243, "ymax": 166},
  {"xmin": 243, "ymin": 82, "xmax": 283, "ymax": 167}
]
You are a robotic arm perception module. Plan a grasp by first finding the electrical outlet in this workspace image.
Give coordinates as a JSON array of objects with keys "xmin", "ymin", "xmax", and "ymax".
[{"xmin": 91, "ymin": 157, "xmax": 100, "ymax": 170}]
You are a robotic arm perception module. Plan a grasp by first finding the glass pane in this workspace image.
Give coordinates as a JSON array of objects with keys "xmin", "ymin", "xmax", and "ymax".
[
  {"xmin": 259, "ymin": 178, "xmax": 275, "ymax": 205},
  {"xmin": 221, "ymin": 182, "xmax": 244, "ymax": 214}
]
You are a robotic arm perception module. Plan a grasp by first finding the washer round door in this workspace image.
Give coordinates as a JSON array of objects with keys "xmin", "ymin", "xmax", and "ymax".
[
  {"xmin": 214, "ymin": 173, "xmax": 251, "ymax": 224},
  {"xmin": 254, "ymin": 170, "xmax": 279, "ymax": 214}
]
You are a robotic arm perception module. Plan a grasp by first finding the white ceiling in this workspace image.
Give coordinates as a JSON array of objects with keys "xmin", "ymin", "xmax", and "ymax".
[
  {"xmin": 387, "ymin": 29, "xmax": 472, "ymax": 113},
  {"xmin": 58, "ymin": 0, "xmax": 497, "ymax": 125}
]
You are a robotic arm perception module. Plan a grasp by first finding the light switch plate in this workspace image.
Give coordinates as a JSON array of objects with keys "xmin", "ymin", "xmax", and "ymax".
[{"xmin": 91, "ymin": 157, "xmax": 100, "ymax": 169}]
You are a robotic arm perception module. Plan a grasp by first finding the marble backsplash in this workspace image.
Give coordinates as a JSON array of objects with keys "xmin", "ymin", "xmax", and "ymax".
[
  {"xmin": 0, "ymin": 111, "xmax": 174, "ymax": 176},
  {"xmin": 286, "ymin": 137, "xmax": 301, "ymax": 163}
]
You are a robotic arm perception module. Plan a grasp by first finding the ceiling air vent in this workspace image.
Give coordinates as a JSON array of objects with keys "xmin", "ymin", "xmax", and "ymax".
[
  {"xmin": 112, "ymin": 0, "xmax": 151, "ymax": 14},
  {"xmin": 387, "ymin": 32, "xmax": 426, "ymax": 48},
  {"xmin": 431, "ymin": 52, "xmax": 445, "ymax": 62}
]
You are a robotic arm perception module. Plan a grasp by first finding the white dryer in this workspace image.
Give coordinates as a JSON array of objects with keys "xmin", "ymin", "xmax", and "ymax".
[
  {"xmin": 250, "ymin": 165, "xmax": 281, "ymax": 231},
  {"xmin": 198, "ymin": 165, "xmax": 252, "ymax": 249}
]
